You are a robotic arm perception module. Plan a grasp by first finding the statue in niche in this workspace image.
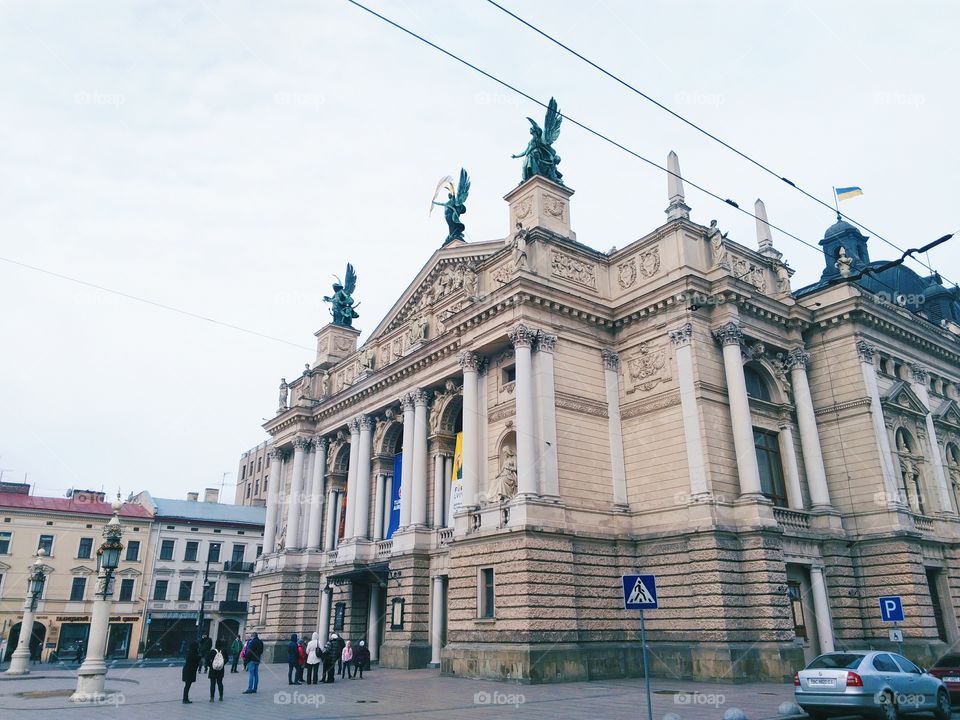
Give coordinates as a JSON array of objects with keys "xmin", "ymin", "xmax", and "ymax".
[
  {"xmin": 510, "ymin": 222, "xmax": 529, "ymax": 270},
  {"xmin": 835, "ymin": 247, "xmax": 854, "ymax": 278},
  {"xmin": 487, "ymin": 445, "xmax": 518, "ymax": 502},
  {"xmin": 706, "ymin": 220, "xmax": 729, "ymax": 269},
  {"xmin": 357, "ymin": 347, "xmax": 376, "ymax": 374},
  {"xmin": 408, "ymin": 315, "xmax": 428, "ymax": 345}
]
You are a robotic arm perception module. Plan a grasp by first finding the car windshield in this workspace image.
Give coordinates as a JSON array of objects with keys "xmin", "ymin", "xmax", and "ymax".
[
  {"xmin": 808, "ymin": 654, "xmax": 864, "ymax": 670},
  {"xmin": 933, "ymin": 654, "xmax": 960, "ymax": 667}
]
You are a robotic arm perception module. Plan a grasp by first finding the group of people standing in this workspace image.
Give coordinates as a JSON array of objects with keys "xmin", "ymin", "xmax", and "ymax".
[
  {"xmin": 288, "ymin": 631, "xmax": 370, "ymax": 684},
  {"xmin": 180, "ymin": 634, "xmax": 236, "ymax": 703}
]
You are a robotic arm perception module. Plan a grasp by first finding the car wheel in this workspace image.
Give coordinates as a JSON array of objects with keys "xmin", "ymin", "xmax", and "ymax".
[
  {"xmin": 934, "ymin": 689, "xmax": 951, "ymax": 720},
  {"xmin": 878, "ymin": 691, "xmax": 899, "ymax": 720}
]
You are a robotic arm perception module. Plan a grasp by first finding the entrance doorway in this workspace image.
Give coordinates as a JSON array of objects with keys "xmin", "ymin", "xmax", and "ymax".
[
  {"xmin": 4, "ymin": 621, "xmax": 46, "ymax": 663},
  {"xmin": 786, "ymin": 564, "xmax": 821, "ymax": 664},
  {"xmin": 217, "ymin": 619, "xmax": 240, "ymax": 647}
]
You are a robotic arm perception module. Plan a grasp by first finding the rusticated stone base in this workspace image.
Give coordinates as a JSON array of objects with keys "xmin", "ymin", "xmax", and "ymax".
[
  {"xmin": 441, "ymin": 641, "xmax": 805, "ymax": 684},
  {"xmin": 379, "ymin": 640, "xmax": 431, "ymax": 669}
]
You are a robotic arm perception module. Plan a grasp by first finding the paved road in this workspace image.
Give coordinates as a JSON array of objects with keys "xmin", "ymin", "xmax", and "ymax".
[{"xmin": 0, "ymin": 664, "xmax": 802, "ymax": 720}]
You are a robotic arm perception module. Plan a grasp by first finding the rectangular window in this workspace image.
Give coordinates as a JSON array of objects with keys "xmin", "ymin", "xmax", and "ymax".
[
  {"xmin": 503, "ymin": 365, "xmax": 516, "ymax": 384},
  {"xmin": 77, "ymin": 537, "xmax": 93, "ymax": 559},
  {"xmin": 184, "ymin": 541, "xmax": 198, "ymax": 562},
  {"xmin": 479, "ymin": 567, "xmax": 495, "ymax": 619},
  {"xmin": 787, "ymin": 581, "xmax": 807, "ymax": 638},
  {"xmin": 231, "ymin": 544, "xmax": 245, "ymax": 563},
  {"xmin": 226, "ymin": 582, "xmax": 240, "ymax": 601},
  {"xmin": 118, "ymin": 578, "xmax": 134, "ymax": 602},
  {"xmin": 754, "ymin": 429, "xmax": 788, "ymax": 507},
  {"xmin": 256, "ymin": 545, "xmax": 263, "ymax": 558},
  {"xmin": 0, "ymin": 530, "xmax": 10, "ymax": 554},
  {"xmin": 153, "ymin": 579, "xmax": 168, "ymax": 601},
  {"xmin": 203, "ymin": 582, "xmax": 215, "ymax": 601},
  {"xmin": 207, "ymin": 543, "xmax": 221, "ymax": 562},
  {"xmin": 69, "ymin": 577, "xmax": 87, "ymax": 601},
  {"xmin": 159, "ymin": 539, "xmax": 174, "ymax": 561},
  {"xmin": 255, "ymin": 479, "xmax": 260, "ymax": 495},
  {"xmin": 178, "ymin": 580, "xmax": 193, "ymax": 601},
  {"xmin": 245, "ymin": 485, "xmax": 251, "ymax": 499},
  {"xmin": 257, "ymin": 458, "xmax": 262, "ymax": 472},
  {"xmin": 927, "ymin": 568, "xmax": 948, "ymax": 641},
  {"xmin": 125, "ymin": 540, "xmax": 140, "ymax": 562},
  {"xmin": 38, "ymin": 534, "xmax": 54, "ymax": 556},
  {"xmin": 241, "ymin": 465, "xmax": 246, "ymax": 480}
]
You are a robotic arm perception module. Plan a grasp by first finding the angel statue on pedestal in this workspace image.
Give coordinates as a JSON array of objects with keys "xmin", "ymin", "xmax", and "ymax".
[
  {"xmin": 323, "ymin": 263, "xmax": 359, "ymax": 327},
  {"xmin": 430, "ymin": 168, "xmax": 470, "ymax": 244},
  {"xmin": 512, "ymin": 96, "xmax": 563, "ymax": 185}
]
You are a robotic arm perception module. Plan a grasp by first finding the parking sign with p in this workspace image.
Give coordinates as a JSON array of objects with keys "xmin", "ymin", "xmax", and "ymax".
[{"xmin": 879, "ymin": 596, "xmax": 904, "ymax": 622}]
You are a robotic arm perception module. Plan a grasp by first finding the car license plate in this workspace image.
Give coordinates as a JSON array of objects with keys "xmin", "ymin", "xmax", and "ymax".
[
  {"xmin": 944, "ymin": 676, "xmax": 960, "ymax": 682},
  {"xmin": 808, "ymin": 678, "xmax": 835, "ymax": 687}
]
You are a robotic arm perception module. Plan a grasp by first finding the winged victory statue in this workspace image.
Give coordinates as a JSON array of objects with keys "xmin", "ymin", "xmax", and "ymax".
[
  {"xmin": 512, "ymin": 96, "xmax": 563, "ymax": 185},
  {"xmin": 430, "ymin": 168, "xmax": 470, "ymax": 244},
  {"xmin": 323, "ymin": 263, "xmax": 359, "ymax": 327}
]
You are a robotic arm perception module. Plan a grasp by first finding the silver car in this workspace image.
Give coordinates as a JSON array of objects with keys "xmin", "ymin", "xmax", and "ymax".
[{"xmin": 795, "ymin": 650, "xmax": 950, "ymax": 720}]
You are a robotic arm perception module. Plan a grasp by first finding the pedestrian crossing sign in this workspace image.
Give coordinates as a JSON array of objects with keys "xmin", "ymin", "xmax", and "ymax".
[{"xmin": 622, "ymin": 574, "xmax": 658, "ymax": 609}]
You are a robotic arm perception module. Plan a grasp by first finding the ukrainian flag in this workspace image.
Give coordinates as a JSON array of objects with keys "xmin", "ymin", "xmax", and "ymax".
[{"xmin": 835, "ymin": 186, "xmax": 863, "ymax": 201}]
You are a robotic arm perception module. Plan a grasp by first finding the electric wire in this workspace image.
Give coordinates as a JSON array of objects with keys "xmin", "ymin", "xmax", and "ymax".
[
  {"xmin": 483, "ymin": 0, "xmax": 956, "ymax": 287},
  {"xmin": 344, "ymin": 0, "xmax": 948, "ymax": 306}
]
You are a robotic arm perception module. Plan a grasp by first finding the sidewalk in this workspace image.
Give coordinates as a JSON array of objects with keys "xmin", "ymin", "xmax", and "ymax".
[{"xmin": 0, "ymin": 664, "xmax": 801, "ymax": 720}]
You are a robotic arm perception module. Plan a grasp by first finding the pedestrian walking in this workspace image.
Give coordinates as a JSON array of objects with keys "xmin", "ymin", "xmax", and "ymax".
[
  {"xmin": 340, "ymin": 640, "xmax": 354, "ymax": 679},
  {"xmin": 241, "ymin": 632, "xmax": 263, "ymax": 694},
  {"xmin": 353, "ymin": 640, "xmax": 370, "ymax": 679},
  {"xmin": 207, "ymin": 639, "xmax": 226, "ymax": 702},
  {"xmin": 182, "ymin": 641, "xmax": 201, "ymax": 703},
  {"xmin": 305, "ymin": 632, "xmax": 322, "ymax": 684},
  {"xmin": 286, "ymin": 633, "xmax": 302, "ymax": 685},
  {"xmin": 199, "ymin": 635, "xmax": 212, "ymax": 674},
  {"xmin": 229, "ymin": 635, "xmax": 241, "ymax": 673},
  {"xmin": 321, "ymin": 639, "xmax": 337, "ymax": 684},
  {"xmin": 75, "ymin": 640, "xmax": 85, "ymax": 665}
]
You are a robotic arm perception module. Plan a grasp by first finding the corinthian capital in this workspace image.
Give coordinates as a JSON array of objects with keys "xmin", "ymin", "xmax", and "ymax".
[
  {"xmin": 855, "ymin": 340, "xmax": 875, "ymax": 364},
  {"xmin": 293, "ymin": 436, "xmax": 312, "ymax": 452},
  {"xmin": 668, "ymin": 323, "xmax": 693, "ymax": 347},
  {"xmin": 508, "ymin": 323, "xmax": 536, "ymax": 349},
  {"xmin": 909, "ymin": 363, "xmax": 929, "ymax": 385},
  {"xmin": 314, "ymin": 436, "xmax": 329, "ymax": 452},
  {"xmin": 535, "ymin": 331, "xmax": 557, "ymax": 354},
  {"xmin": 358, "ymin": 415, "xmax": 376, "ymax": 432},
  {"xmin": 348, "ymin": 417, "xmax": 362, "ymax": 435},
  {"xmin": 601, "ymin": 348, "xmax": 620, "ymax": 370},
  {"xmin": 713, "ymin": 321, "xmax": 743, "ymax": 347},
  {"xmin": 785, "ymin": 347, "xmax": 811, "ymax": 371},
  {"xmin": 400, "ymin": 392, "xmax": 417, "ymax": 412},
  {"xmin": 458, "ymin": 350, "xmax": 481, "ymax": 372},
  {"xmin": 412, "ymin": 388, "xmax": 431, "ymax": 406}
]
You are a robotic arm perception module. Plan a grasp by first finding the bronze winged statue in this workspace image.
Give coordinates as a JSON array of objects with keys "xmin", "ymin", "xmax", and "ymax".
[
  {"xmin": 430, "ymin": 168, "xmax": 470, "ymax": 244},
  {"xmin": 323, "ymin": 263, "xmax": 359, "ymax": 327},
  {"xmin": 512, "ymin": 97, "xmax": 563, "ymax": 185}
]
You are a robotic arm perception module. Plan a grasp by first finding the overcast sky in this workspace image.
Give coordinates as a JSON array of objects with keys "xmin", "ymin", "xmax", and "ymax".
[{"xmin": 1, "ymin": 1, "xmax": 957, "ymax": 504}]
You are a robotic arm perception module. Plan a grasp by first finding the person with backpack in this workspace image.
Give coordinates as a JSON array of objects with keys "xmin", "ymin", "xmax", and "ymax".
[
  {"xmin": 321, "ymin": 639, "xmax": 337, "ymax": 684},
  {"xmin": 305, "ymin": 632, "xmax": 322, "ymax": 684},
  {"xmin": 353, "ymin": 640, "xmax": 370, "ymax": 679},
  {"xmin": 229, "ymin": 636, "xmax": 241, "ymax": 673},
  {"xmin": 241, "ymin": 632, "xmax": 263, "ymax": 694},
  {"xmin": 207, "ymin": 639, "xmax": 226, "ymax": 702}
]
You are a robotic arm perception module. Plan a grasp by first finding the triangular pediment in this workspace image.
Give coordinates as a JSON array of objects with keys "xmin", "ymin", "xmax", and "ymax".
[
  {"xmin": 118, "ymin": 567, "xmax": 142, "ymax": 577},
  {"xmin": 882, "ymin": 382, "xmax": 928, "ymax": 417},
  {"xmin": 934, "ymin": 399, "xmax": 960, "ymax": 431},
  {"xmin": 0, "ymin": 560, "xmax": 10, "ymax": 572},
  {"xmin": 71, "ymin": 565, "xmax": 95, "ymax": 575}
]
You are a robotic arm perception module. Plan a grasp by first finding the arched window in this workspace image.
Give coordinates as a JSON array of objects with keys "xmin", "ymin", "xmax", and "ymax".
[
  {"xmin": 754, "ymin": 429, "xmax": 787, "ymax": 507},
  {"xmin": 895, "ymin": 428, "xmax": 924, "ymax": 513},
  {"xmin": 744, "ymin": 366, "xmax": 771, "ymax": 402}
]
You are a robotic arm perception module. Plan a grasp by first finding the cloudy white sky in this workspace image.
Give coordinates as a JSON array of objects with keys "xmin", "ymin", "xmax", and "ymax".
[{"xmin": 1, "ymin": 1, "xmax": 957, "ymax": 503}]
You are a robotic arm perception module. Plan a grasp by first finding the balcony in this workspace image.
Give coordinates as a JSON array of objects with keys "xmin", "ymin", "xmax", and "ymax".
[
  {"xmin": 772, "ymin": 507, "xmax": 811, "ymax": 531},
  {"xmin": 222, "ymin": 561, "xmax": 255, "ymax": 573},
  {"xmin": 218, "ymin": 600, "xmax": 248, "ymax": 614},
  {"xmin": 375, "ymin": 540, "xmax": 393, "ymax": 559}
]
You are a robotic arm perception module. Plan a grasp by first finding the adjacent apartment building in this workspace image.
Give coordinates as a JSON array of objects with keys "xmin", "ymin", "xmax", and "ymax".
[{"xmin": 234, "ymin": 440, "xmax": 273, "ymax": 507}]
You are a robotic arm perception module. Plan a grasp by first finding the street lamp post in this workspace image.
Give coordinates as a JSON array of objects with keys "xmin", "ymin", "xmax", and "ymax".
[
  {"xmin": 5, "ymin": 551, "xmax": 48, "ymax": 675},
  {"xmin": 196, "ymin": 542, "xmax": 220, "ymax": 642},
  {"xmin": 71, "ymin": 495, "xmax": 124, "ymax": 702}
]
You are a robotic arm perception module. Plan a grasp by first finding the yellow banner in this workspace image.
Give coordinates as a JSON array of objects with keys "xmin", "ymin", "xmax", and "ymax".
[{"xmin": 449, "ymin": 432, "xmax": 463, "ymax": 523}]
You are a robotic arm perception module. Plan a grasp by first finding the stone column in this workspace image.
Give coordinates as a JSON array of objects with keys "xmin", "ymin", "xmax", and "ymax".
[
  {"xmin": 383, "ymin": 476, "xmax": 394, "ymax": 538},
  {"xmin": 285, "ymin": 437, "xmax": 310, "ymax": 550},
  {"xmin": 601, "ymin": 349, "xmax": 628, "ymax": 506},
  {"xmin": 458, "ymin": 351, "xmax": 481, "ymax": 509},
  {"xmin": 6, "ymin": 594, "xmax": 39, "ymax": 675},
  {"xmin": 429, "ymin": 575, "xmax": 444, "ymax": 667},
  {"xmin": 777, "ymin": 420, "xmax": 804, "ymax": 509},
  {"xmin": 809, "ymin": 566, "xmax": 835, "ymax": 653},
  {"xmin": 432, "ymin": 450, "xmax": 446, "ymax": 527},
  {"xmin": 910, "ymin": 363, "xmax": 953, "ymax": 513},
  {"xmin": 71, "ymin": 572, "xmax": 111, "ymax": 700},
  {"xmin": 857, "ymin": 341, "xmax": 901, "ymax": 503},
  {"xmin": 670, "ymin": 324, "xmax": 709, "ymax": 498},
  {"xmin": 366, "ymin": 585, "xmax": 381, "ymax": 662},
  {"xmin": 343, "ymin": 419, "xmax": 361, "ymax": 539},
  {"xmin": 323, "ymin": 488, "xmax": 338, "ymax": 552},
  {"xmin": 535, "ymin": 332, "xmax": 560, "ymax": 496},
  {"xmin": 412, "ymin": 390, "xmax": 430, "ymax": 525},
  {"xmin": 509, "ymin": 323, "xmax": 538, "ymax": 496},
  {"xmin": 307, "ymin": 438, "xmax": 327, "ymax": 549},
  {"xmin": 300, "ymin": 449, "xmax": 315, "ymax": 549},
  {"xmin": 353, "ymin": 416, "xmax": 374, "ymax": 539},
  {"xmin": 787, "ymin": 348, "xmax": 831, "ymax": 509},
  {"xmin": 318, "ymin": 586, "xmax": 332, "ymax": 645},
  {"xmin": 399, "ymin": 393, "xmax": 416, "ymax": 527},
  {"xmin": 372, "ymin": 473, "xmax": 386, "ymax": 541},
  {"xmin": 713, "ymin": 322, "xmax": 762, "ymax": 496},
  {"xmin": 263, "ymin": 449, "xmax": 284, "ymax": 553}
]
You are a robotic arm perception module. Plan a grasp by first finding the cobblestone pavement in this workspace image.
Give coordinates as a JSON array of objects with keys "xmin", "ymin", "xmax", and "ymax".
[{"xmin": 0, "ymin": 664, "xmax": 804, "ymax": 720}]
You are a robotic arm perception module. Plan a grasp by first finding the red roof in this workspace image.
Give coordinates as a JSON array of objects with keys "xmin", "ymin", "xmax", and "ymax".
[{"xmin": 0, "ymin": 493, "xmax": 153, "ymax": 519}]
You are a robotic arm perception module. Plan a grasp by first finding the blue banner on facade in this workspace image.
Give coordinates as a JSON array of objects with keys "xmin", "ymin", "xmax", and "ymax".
[{"xmin": 386, "ymin": 453, "xmax": 402, "ymax": 538}]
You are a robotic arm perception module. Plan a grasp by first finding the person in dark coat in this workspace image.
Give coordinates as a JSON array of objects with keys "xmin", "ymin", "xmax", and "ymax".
[
  {"xmin": 329, "ymin": 633, "xmax": 345, "ymax": 676},
  {"xmin": 199, "ymin": 635, "xmax": 212, "ymax": 674},
  {"xmin": 321, "ymin": 640, "xmax": 337, "ymax": 684},
  {"xmin": 286, "ymin": 633, "xmax": 302, "ymax": 685},
  {"xmin": 242, "ymin": 633, "xmax": 264, "ymax": 694},
  {"xmin": 207, "ymin": 639, "xmax": 226, "ymax": 701},
  {"xmin": 182, "ymin": 641, "xmax": 201, "ymax": 703},
  {"xmin": 353, "ymin": 640, "xmax": 371, "ymax": 679}
]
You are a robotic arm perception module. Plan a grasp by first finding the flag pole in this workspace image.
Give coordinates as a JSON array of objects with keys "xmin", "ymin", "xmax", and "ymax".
[{"xmin": 832, "ymin": 187, "xmax": 841, "ymax": 221}]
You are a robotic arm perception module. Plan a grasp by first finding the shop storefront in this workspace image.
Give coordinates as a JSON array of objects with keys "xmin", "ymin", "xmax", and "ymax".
[{"xmin": 144, "ymin": 613, "xmax": 210, "ymax": 658}]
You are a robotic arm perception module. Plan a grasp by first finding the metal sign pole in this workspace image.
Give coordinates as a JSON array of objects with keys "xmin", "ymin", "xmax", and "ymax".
[
  {"xmin": 895, "ymin": 621, "xmax": 903, "ymax": 656},
  {"xmin": 641, "ymin": 609, "xmax": 652, "ymax": 720}
]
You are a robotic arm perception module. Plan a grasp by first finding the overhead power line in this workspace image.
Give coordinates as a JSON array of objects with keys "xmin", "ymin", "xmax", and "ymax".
[
  {"xmin": 483, "ymin": 0, "xmax": 955, "ymax": 287},
  {"xmin": 343, "ymin": 0, "xmax": 947, "ymax": 305}
]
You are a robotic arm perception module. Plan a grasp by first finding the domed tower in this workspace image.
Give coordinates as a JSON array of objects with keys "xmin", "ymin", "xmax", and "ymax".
[{"xmin": 819, "ymin": 215, "xmax": 870, "ymax": 280}]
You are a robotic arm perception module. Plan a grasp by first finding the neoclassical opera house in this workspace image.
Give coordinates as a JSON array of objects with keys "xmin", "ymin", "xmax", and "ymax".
[{"xmin": 247, "ymin": 157, "xmax": 960, "ymax": 682}]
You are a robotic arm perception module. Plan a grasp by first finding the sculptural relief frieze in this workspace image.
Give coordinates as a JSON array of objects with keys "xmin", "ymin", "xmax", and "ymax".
[
  {"xmin": 617, "ymin": 259, "xmax": 637, "ymax": 290},
  {"xmin": 626, "ymin": 341, "xmax": 671, "ymax": 394},
  {"xmin": 639, "ymin": 246, "xmax": 661, "ymax": 278},
  {"xmin": 550, "ymin": 250, "xmax": 596, "ymax": 289}
]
